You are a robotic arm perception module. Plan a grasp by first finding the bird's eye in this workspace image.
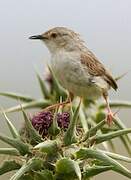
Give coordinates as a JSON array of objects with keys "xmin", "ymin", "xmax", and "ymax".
[{"xmin": 51, "ymin": 33, "xmax": 57, "ymax": 38}]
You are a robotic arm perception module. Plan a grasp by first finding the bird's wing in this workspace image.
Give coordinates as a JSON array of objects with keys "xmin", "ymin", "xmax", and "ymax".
[{"xmin": 80, "ymin": 51, "xmax": 118, "ymax": 91}]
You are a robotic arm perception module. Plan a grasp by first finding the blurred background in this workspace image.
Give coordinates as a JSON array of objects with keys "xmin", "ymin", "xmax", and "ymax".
[{"xmin": 0, "ymin": 0, "xmax": 131, "ymax": 179}]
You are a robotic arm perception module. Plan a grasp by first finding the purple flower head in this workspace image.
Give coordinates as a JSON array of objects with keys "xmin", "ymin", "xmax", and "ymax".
[
  {"xmin": 31, "ymin": 111, "xmax": 53, "ymax": 137},
  {"xmin": 57, "ymin": 112, "xmax": 70, "ymax": 130},
  {"xmin": 31, "ymin": 111, "xmax": 70, "ymax": 137}
]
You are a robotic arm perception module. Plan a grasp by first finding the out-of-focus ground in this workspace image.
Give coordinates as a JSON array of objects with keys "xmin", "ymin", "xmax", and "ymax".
[{"xmin": 0, "ymin": 0, "xmax": 131, "ymax": 179}]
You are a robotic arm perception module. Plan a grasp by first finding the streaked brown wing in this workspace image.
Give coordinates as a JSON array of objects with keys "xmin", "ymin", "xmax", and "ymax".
[{"xmin": 81, "ymin": 51, "xmax": 118, "ymax": 90}]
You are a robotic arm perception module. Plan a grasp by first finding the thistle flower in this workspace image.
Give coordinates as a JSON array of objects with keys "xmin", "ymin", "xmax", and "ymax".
[
  {"xmin": 31, "ymin": 111, "xmax": 53, "ymax": 137},
  {"xmin": 57, "ymin": 112, "xmax": 70, "ymax": 130},
  {"xmin": 31, "ymin": 111, "xmax": 70, "ymax": 137}
]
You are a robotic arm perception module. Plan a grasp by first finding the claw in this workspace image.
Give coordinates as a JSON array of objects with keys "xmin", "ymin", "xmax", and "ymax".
[
  {"xmin": 103, "ymin": 93, "xmax": 119, "ymax": 126},
  {"xmin": 106, "ymin": 109, "xmax": 119, "ymax": 126},
  {"xmin": 107, "ymin": 112, "xmax": 114, "ymax": 126}
]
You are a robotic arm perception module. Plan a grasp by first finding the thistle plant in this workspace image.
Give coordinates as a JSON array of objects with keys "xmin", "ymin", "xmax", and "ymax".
[{"xmin": 0, "ymin": 68, "xmax": 131, "ymax": 180}]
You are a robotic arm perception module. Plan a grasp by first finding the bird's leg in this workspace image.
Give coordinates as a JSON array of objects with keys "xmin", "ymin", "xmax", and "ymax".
[
  {"xmin": 103, "ymin": 93, "xmax": 114, "ymax": 126},
  {"xmin": 42, "ymin": 92, "xmax": 74, "ymax": 112},
  {"xmin": 66, "ymin": 92, "xmax": 74, "ymax": 103}
]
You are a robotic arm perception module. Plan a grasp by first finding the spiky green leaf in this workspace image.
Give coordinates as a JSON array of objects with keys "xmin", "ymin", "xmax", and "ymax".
[
  {"xmin": 76, "ymin": 148, "xmax": 131, "ymax": 179},
  {"xmin": 19, "ymin": 174, "xmax": 34, "ymax": 180},
  {"xmin": 34, "ymin": 140, "xmax": 58, "ymax": 155},
  {"xmin": 82, "ymin": 119, "xmax": 106, "ymax": 142},
  {"xmin": 113, "ymin": 116, "xmax": 131, "ymax": 144},
  {"xmin": 79, "ymin": 106, "xmax": 88, "ymax": 133},
  {"xmin": 89, "ymin": 128, "xmax": 131, "ymax": 145},
  {"xmin": 3, "ymin": 99, "xmax": 51, "ymax": 113},
  {"xmin": 56, "ymin": 158, "xmax": 81, "ymax": 180},
  {"xmin": 0, "ymin": 92, "xmax": 35, "ymax": 102},
  {"xmin": 64, "ymin": 101, "xmax": 81, "ymax": 145},
  {"xmin": 2, "ymin": 111, "xmax": 19, "ymax": 139},
  {"xmin": 34, "ymin": 170, "xmax": 54, "ymax": 180},
  {"xmin": 49, "ymin": 110, "xmax": 60, "ymax": 136},
  {"xmin": 22, "ymin": 109, "xmax": 42, "ymax": 144},
  {"xmin": 36, "ymin": 72, "xmax": 50, "ymax": 99},
  {"xmin": 100, "ymin": 100, "xmax": 131, "ymax": 109},
  {"xmin": 83, "ymin": 165, "xmax": 112, "ymax": 178},
  {"xmin": 0, "ymin": 160, "xmax": 21, "ymax": 175},
  {"xmin": 115, "ymin": 72, "xmax": 128, "ymax": 81},
  {"xmin": 100, "ymin": 150, "xmax": 131, "ymax": 163},
  {"xmin": 0, "ymin": 133, "xmax": 29, "ymax": 155},
  {"xmin": 48, "ymin": 66, "xmax": 67, "ymax": 98},
  {"xmin": 0, "ymin": 148, "xmax": 19, "ymax": 156},
  {"xmin": 10, "ymin": 158, "xmax": 42, "ymax": 180}
]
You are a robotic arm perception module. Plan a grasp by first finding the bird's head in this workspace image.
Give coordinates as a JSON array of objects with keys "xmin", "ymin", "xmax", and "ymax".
[{"xmin": 29, "ymin": 27, "xmax": 83, "ymax": 53}]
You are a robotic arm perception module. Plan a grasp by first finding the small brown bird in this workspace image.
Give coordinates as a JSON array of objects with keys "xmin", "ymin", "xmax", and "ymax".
[{"xmin": 29, "ymin": 27, "xmax": 118, "ymax": 125}]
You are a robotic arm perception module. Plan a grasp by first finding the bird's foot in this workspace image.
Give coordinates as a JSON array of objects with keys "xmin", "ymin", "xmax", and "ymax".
[
  {"xmin": 106, "ymin": 109, "xmax": 119, "ymax": 126},
  {"xmin": 42, "ymin": 100, "xmax": 70, "ymax": 112},
  {"xmin": 107, "ymin": 112, "xmax": 114, "ymax": 126}
]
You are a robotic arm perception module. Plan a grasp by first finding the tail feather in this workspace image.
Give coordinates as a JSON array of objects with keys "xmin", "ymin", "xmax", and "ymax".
[{"xmin": 104, "ymin": 73, "xmax": 118, "ymax": 91}]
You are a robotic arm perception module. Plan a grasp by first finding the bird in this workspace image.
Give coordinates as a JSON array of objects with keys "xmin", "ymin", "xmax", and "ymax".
[{"xmin": 29, "ymin": 27, "xmax": 118, "ymax": 125}]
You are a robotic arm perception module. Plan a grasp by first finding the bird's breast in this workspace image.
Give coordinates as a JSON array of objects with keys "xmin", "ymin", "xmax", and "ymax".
[
  {"xmin": 51, "ymin": 51, "xmax": 86, "ymax": 84},
  {"xmin": 50, "ymin": 51, "xmax": 104, "ymax": 99}
]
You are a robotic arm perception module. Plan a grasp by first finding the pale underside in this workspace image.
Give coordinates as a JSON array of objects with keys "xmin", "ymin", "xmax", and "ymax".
[{"xmin": 51, "ymin": 50, "xmax": 109, "ymax": 100}]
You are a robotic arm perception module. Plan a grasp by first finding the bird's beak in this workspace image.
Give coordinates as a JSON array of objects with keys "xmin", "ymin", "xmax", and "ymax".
[{"xmin": 29, "ymin": 35, "xmax": 48, "ymax": 40}]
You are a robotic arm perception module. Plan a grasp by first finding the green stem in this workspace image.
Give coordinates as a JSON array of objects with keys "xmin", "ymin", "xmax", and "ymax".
[
  {"xmin": 82, "ymin": 119, "xmax": 106, "ymax": 142},
  {"xmin": 100, "ymin": 100, "xmax": 131, "ymax": 109}
]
